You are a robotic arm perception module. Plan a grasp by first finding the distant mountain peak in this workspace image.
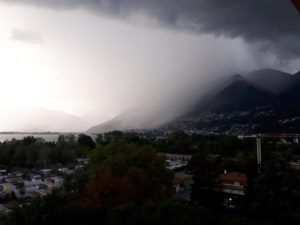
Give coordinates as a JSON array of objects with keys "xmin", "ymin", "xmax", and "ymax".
[
  {"xmin": 203, "ymin": 79, "xmax": 272, "ymax": 112},
  {"xmin": 231, "ymin": 74, "xmax": 244, "ymax": 80},
  {"xmin": 245, "ymin": 69, "xmax": 295, "ymax": 94},
  {"xmin": 252, "ymin": 68, "xmax": 283, "ymax": 73}
]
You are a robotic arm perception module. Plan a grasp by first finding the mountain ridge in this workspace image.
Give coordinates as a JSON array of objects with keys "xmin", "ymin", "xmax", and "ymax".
[
  {"xmin": 87, "ymin": 68, "xmax": 300, "ymax": 134},
  {"xmin": 245, "ymin": 69, "xmax": 297, "ymax": 94}
]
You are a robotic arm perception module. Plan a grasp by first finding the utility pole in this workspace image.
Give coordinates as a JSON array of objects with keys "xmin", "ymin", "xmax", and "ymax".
[
  {"xmin": 239, "ymin": 133, "xmax": 300, "ymax": 174},
  {"xmin": 238, "ymin": 134, "xmax": 262, "ymax": 174},
  {"xmin": 256, "ymin": 135, "xmax": 262, "ymax": 174}
]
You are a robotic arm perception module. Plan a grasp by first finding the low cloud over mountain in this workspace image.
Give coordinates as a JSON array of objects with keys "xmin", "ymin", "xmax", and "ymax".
[{"xmin": 88, "ymin": 69, "xmax": 300, "ymax": 134}]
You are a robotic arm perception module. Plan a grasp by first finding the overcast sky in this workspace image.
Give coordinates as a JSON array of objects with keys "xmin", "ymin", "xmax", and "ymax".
[{"xmin": 0, "ymin": 0, "xmax": 299, "ymax": 131}]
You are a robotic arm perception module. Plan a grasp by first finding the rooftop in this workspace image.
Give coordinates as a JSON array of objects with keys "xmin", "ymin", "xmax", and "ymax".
[{"xmin": 217, "ymin": 172, "xmax": 247, "ymax": 184}]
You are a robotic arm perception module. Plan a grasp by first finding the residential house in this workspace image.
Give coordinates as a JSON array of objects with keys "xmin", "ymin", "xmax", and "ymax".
[
  {"xmin": 159, "ymin": 153, "xmax": 193, "ymax": 161},
  {"xmin": 44, "ymin": 176, "xmax": 64, "ymax": 191},
  {"xmin": 217, "ymin": 172, "xmax": 247, "ymax": 208},
  {"xmin": 0, "ymin": 183, "xmax": 21, "ymax": 198}
]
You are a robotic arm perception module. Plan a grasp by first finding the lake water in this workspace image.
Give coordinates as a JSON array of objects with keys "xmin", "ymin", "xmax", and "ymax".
[
  {"xmin": 0, "ymin": 134, "xmax": 61, "ymax": 143},
  {"xmin": 0, "ymin": 133, "xmax": 98, "ymax": 143}
]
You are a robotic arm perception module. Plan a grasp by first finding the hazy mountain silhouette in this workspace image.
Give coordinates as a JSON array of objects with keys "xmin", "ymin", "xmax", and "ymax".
[
  {"xmin": 87, "ymin": 106, "xmax": 177, "ymax": 133},
  {"xmin": 88, "ymin": 69, "xmax": 300, "ymax": 133},
  {"xmin": 245, "ymin": 69, "xmax": 298, "ymax": 94},
  {"xmin": 279, "ymin": 76, "xmax": 300, "ymax": 110},
  {"xmin": 0, "ymin": 106, "xmax": 89, "ymax": 132},
  {"xmin": 189, "ymin": 79, "xmax": 273, "ymax": 114}
]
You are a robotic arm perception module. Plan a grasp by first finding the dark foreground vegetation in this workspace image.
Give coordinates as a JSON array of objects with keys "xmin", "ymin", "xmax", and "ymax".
[{"xmin": 0, "ymin": 130, "xmax": 300, "ymax": 225}]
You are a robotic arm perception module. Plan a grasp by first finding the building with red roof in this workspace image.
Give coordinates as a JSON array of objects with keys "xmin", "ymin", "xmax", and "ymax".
[{"xmin": 217, "ymin": 172, "xmax": 247, "ymax": 196}]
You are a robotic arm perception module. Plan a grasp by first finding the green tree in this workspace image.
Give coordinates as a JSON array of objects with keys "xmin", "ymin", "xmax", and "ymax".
[
  {"xmin": 84, "ymin": 142, "xmax": 173, "ymax": 206},
  {"xmin": 95, "ymin": 134, "xmax": 105, "ymax": 146},
  {"xmin": 167, "ymin": 130, "xmax": 191, "ymax": 153},
  {"xmin": 22, "ymin": 136, "xmax": 37, "ymax": 146},
  {"xmin": 78, "ymin": 134, "xmax": 96, "ymax": 149},
  {"xmin": 187, "ymin": 152, "xmax": 222, "ymax": 209},
  {"xmin": 12, "ymin": 146, "xmax": 26, "ymax": 167},
  {"xmin": 25, "ymin": 145, "xmax": 39, "ymax": 168},
  {"xmin": 249, "ymin": 152, "xmax": 300, "ymax": 224}
]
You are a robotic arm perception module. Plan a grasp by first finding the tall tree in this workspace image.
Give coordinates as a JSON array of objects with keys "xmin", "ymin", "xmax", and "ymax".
[
  {"xmin": 83, "ymin": 143, "xmax": 173, "ymax": 206},
  {"xmin": 187, "ymin": 152, "xmax": 222, "ymax": 209},
  {"xmin": 78, "ymin": 134, "xmax": 96, "ymax": 149}
]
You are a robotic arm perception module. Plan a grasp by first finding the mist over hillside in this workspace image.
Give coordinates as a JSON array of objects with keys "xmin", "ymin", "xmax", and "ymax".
[
  {"xmin": 3, "ymin": 68, "xmax": 296, "ymax": 134},
  {"xmin": 88, "ymin": 68, "xmax": 300, "ymax": 134}
]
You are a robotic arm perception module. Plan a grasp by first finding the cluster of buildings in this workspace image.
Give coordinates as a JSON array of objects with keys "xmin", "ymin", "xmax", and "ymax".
[
  {"xmin": 0, "ymin": 169, "xmax": 65, "ymax": 215},
  {"xmin": 217, "ymin": 171, "xmax": 247, "ymax": 208},
  {"xmin": 0, "ymin": 158, "xmax": 89, "ymax": 214},
  {"xmin": 159, "ymin": 153, "xmax": 193, "ymax": 200},
  {"xmin": 0, "ymin": 170, "xmax": 64, "ymax": 200},
  {"xmin": 160, "ymin": 152, "xmax": 248, "ymax": 208},
  {"xmin": 160, "ymin": 153, "xmax": 192, "ymax": 170}
]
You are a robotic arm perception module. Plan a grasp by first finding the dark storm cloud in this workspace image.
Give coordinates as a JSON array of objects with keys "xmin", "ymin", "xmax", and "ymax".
[
  {"xmin": 11, "ymin": 29, "xmax": 44, "ymax": 44},
  {"xmin": 2, "ymin": 0, "xmax": 300, "ymax": 58}
]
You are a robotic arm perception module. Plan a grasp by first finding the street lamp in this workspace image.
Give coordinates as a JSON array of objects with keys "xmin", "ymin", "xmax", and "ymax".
[{"xmin": 229, "ymin": 197, "xmax": 232, "ymax": 208}]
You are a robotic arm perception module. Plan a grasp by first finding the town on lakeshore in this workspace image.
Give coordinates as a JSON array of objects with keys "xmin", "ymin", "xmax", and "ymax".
[{"xmin": 0, "ymin": 130, "xmax": 299, "ymax": 225}]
